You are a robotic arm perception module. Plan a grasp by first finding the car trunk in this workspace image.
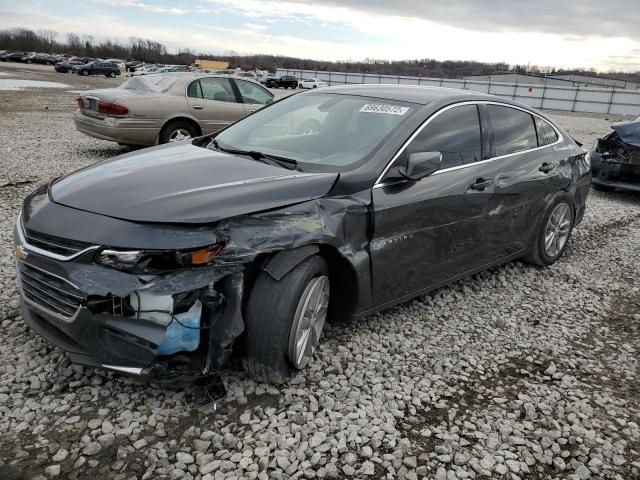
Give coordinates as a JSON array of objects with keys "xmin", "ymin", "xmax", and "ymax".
[{"xmin": 77, "ymin": 88, "xmax": 159, "ymax": 120}]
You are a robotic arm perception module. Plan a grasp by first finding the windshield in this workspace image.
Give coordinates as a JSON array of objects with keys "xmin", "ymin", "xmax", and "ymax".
[
  {"xmin": 120, "ymin": 75, "xmax": 178, "ymax": 93},
  {"xmin": 214, "ymin": 93, "xmax": 415, "ymax": 172}
]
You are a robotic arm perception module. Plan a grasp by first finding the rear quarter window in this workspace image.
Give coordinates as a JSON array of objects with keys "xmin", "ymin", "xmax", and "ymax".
[
  {"xmin": 487, "ymin": 105, "xmax": 538, "ymax": 156},
  {"xmin": 535, "ymin": 117, "xmax": 559, "ymax": 146}
]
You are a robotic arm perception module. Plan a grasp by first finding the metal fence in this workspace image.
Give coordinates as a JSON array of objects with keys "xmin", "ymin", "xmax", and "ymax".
[{"xmin": 276, "ymin": 69, "xmax": 640, "ymax": 116}]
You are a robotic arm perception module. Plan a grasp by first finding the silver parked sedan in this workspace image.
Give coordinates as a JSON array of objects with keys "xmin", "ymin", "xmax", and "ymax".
[{"xmin": 73, "ymin": 73, "xmax": 274, "ymax": 146}]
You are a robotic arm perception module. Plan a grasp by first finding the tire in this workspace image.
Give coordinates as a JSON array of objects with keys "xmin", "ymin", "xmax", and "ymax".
[
  {"xmin": 312, "ymin": 85, "xmax": 317, "ymax": 88},
  {"xmin": 81, "ymin": 70, "xmax": 89, "ymax": 76},
  {"xmin": 522, "ymin": 193, "xmax": 574, "ymax": 266},
  {"xmin": 242, "ymin": 255, "xmax": 330, "ymax": 384},
  {"xmin": 108, "ymin": 71, "xmax": 116, "ymax": 78},
  {"xmin": 159, "ymin": 120, "xmax": 199, "ymax": 144}
]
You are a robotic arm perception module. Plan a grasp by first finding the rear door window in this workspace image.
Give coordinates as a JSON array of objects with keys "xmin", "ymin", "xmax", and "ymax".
[
  {"xmin": 187, "ymin": 80, "xmax": 203, "ymax": 98},
  {"xmin": 487, "ymin": 105, "xmax": 538, "ymax": 156},
  {"xmin": 405, "ymin": 104, "xmax": 482, "ymax": 169},
  {"xmin": 197, "ymin": 78, "xmax": 237, "ymax": 103}
]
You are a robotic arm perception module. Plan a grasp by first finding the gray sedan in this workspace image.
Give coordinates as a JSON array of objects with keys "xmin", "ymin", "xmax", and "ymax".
[{"xmin": 73, "ymin": 73, "xmax": 274, "ymax": 146}]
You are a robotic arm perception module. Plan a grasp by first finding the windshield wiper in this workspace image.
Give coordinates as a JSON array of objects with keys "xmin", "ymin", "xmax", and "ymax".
[{"xmin": 211, "ymin": 139, "xmax": 298, "ymax": 170}]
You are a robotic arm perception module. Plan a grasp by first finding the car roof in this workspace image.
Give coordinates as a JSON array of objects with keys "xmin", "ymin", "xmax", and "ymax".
[
  {"xmin": 319, "ymin": 84, "xmax": 508, "ymax": 106},
  {"xmin": 154, "ymin": 72, "xmax": 264, "ymax": 84}
]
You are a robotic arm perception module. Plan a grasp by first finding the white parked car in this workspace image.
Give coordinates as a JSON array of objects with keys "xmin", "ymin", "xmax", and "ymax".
[
  {"xmin": 132, "ymin": 65, "xmax": 161, "ymax": 76},
  {"xmin": 299, "ymin": 78, "xmax": 328, "ymax": 89}
]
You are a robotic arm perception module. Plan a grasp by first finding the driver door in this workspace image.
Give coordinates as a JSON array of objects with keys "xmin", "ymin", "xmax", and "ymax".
[
  {"xmin": 186, "ymin": 77, "xmax": 248, "ymax": 133},
  {"xmin": 371, "ymin": 104, "xmax": 500, "ymax": 305}
]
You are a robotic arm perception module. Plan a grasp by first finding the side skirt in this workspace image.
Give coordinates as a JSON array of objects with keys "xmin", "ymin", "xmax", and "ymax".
[{"xmin": 348, "ymin": 249, "xmax": 528, "ymax": 321}]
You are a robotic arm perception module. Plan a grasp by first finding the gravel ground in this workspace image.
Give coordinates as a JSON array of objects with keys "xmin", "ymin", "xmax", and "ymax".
[{"xmin": 0, "ymin": 63, "xmax": 639, "ymax": 480}]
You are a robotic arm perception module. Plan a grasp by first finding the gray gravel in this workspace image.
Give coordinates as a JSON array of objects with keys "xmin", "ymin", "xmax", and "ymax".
[{"xmin": 1, "ymin": 63, "xmax": 639, "ymax": 480}]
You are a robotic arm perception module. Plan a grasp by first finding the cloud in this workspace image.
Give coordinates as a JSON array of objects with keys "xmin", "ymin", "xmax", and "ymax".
[
  {"xmin": 243, "ymin": 23, "xmax": 268, "ymax": 31},
  {"xmin": 3, "ymin": 1, "xmax": 640, "ymax": 71},
  {"xmin": 246, "ymin": 0, "xmax": 640, "ymax": 38},
  {"xmin": 88, "ymin": 0, "xmax": 185, "ymax": 15}
]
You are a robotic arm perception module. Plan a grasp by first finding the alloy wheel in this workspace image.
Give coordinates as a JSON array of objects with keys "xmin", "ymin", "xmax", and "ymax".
[
  {"xmin": 169, "ymin": 129, "xmax": 192, "ymax": 142},
  {"xmin": 287, "ymin": 275, "xmax": 329, "ymax": 369},
  {"xmin": 544, "ymin": 203, "xmax": 571, "ymax": 258}
]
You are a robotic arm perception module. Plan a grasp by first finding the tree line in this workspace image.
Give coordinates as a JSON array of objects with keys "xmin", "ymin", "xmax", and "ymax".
[{"xmin": 1, "ymin": 27, "xmax": 638, "ymax": 83}]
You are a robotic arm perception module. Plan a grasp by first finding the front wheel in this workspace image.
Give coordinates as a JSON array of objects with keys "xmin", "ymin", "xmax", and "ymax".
[
  {"xmin": 108, "ymin": 71, "xmax": 116, "ymax": 78},
  {"xmin": 81, "ymin": 70, "xmax": 89, "ymax": 76},
  {"xmin": 523, "ymin": 195, "xmax": 574, "ymax": 266},
  {"xmin": 242, "ymin": 255, "xmax": 330, "ymax": 384}
]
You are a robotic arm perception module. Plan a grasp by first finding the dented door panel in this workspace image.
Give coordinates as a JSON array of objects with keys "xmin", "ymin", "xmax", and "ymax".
[{"xmin": 371, "ymin": 162, "xmax": 500, "ymax": 305}]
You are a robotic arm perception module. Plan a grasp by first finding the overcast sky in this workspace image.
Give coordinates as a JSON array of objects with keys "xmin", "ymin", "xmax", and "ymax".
[{"xmin": 2, "ymin": 0, "xmax": 639, "ymax": 71}]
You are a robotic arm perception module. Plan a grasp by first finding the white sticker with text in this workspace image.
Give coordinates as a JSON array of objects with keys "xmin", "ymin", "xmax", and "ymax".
[{"xmin": 359, "ymin": 104, "xmax": 409, "ymax": 115}]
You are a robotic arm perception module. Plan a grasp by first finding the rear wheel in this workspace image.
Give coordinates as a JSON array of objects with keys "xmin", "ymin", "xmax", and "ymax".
[
  {"xmin": 81, "ymin": 69, "xmax": 89, "ymax": 76},
  {"xmin": 523, "ymin": 194, "xmax": 574, "ymax": 266},
  {"xmin": 242, "ymin": 255, "xmax": 330, "ymax": 384},
  {"xmin": 159, "ymin": 120, "xmax": 198, "ymax": 144}
]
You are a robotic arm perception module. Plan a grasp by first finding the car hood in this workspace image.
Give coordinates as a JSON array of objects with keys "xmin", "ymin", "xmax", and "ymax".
[
  {"xmin": 612, "ymin": 119, "xmax": 640, "ymax": 148},
  {"xmin": 51, "ymin": 142, "xmax": 338, "ymax": 224}
]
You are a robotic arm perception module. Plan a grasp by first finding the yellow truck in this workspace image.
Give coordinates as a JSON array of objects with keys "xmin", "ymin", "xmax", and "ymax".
[{"xmin": 191, "ymin": 59, "xmax": 229, "ymax": 70}]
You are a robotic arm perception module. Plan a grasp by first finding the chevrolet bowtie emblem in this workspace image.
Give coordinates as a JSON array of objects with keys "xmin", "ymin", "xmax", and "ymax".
[{"xmin": 15, "ymin": 244, "xmax": 28, "ymax": 260}]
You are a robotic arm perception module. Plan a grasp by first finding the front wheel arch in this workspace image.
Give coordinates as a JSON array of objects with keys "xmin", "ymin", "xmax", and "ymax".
[{"xmin": 258, "ymin": 243, "xmax": 359, "ymax": 321}]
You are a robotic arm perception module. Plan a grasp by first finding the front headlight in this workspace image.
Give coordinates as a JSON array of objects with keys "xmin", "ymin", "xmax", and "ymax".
[
  {"xmin": 95, "ymin": 249, "xmax": 143, "ymax": 271},
  {"xmin": 95, "ymin": 244, "xmax": 224, "ymax": 273}
]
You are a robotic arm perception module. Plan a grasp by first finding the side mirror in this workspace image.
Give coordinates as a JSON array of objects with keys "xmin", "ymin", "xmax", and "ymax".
[{"xmin": 400, "ymin": 151, "xmax": 442, "ymax": 181}]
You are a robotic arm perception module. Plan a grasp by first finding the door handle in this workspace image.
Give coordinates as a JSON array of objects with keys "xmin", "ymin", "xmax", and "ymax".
[
  {"xmin": 192, "ymin": 105, "xmax": 203, "ymax": 110},
  {"xmin": 469, "ymin": 178, "xmax": 493, "ymax": 190},
  {"xmin": 539, "ymin": 162, "xmax": 555, "ymax": 173}
]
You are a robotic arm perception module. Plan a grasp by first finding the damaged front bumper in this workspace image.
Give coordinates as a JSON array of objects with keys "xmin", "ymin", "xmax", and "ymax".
[
  {"xmin": 591, "ymin": 133, "xmax": 640, "ymax": 192},
  {"xmin": 14, "ymin": 225, "xmax": 245, "ymax": 395},
  {"xmin": 591, "ymin": 155, "xmax": 640, "ymax": 192}
]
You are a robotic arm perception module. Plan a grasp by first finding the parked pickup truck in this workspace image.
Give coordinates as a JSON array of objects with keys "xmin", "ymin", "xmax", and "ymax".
[
  {"xmin": 73, "ymin": 61, "xmax": 121, "ymax": 78},
  {"xmin": 263, "ymin": 75, "xmax": 298, "ymax": 89}
]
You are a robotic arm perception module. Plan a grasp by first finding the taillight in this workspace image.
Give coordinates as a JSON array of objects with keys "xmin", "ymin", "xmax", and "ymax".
[
  {"xmin": 97, "ymin": 100, "xmax": 129, "ymax": 117},
  {"xmin": 76, "ymin": 96, "xmax": 84, "ymax": 108}
]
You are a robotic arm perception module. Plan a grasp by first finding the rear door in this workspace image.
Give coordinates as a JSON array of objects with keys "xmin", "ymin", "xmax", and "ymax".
[
  {"xmin": 186, "ymin": 77, "xmax": 248, "ymax": 133},
  {"xmin": 371, "ymin": 103, "xmax": 500, "ymax": 305},
  {"xmin": 482, "ymin": 103, "xmax": 564, "ymax": 256}
]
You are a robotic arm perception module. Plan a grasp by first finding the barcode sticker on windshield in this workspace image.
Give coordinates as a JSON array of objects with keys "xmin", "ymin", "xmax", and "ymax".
[{"xmin": 359, "ymin": 104, "xmax": 409, "ymax": 115}]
